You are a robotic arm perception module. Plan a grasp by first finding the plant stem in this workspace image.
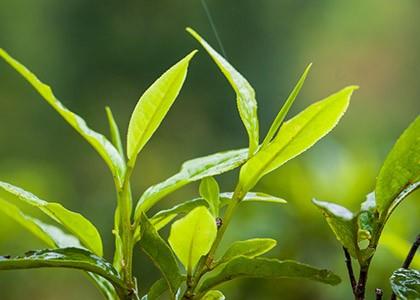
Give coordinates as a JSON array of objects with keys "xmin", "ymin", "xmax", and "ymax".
[
  {"xmin": 375, "ymin": 288, "xmax": 383, "ymax": 300},
  {"xmin": 343, "ymin": 247, "xmax": 357, "ymax": 295},
  {"xmin": 355, "ymin": 260, "xmax": 371, "ymax": 300},
  {"xmin": 391, "ymin": 233, "xmax": 420, "ymax": 300}
]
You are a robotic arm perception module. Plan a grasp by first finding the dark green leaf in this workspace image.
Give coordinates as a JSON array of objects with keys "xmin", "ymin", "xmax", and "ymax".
[
  {"xmin": 0, "ymin": 48, "xmax": 126, "ymax": 185},
  {"xmin": 376, "ymin": 116, "xmax": 420, "ymax": 215},
  {"xmin": 139, "ymin": 213, "xmax": 183, "ymax": 296},
  {"xmin": 312, "ymin": 199, "xmax": 359, "ymax": 258},
  {"xmin": 262, "ymin": 63, "xmax": 312, "ymax": 147},
  {"xmin": 0, "ymin": 182, "xmax": 103, "ymax": 256},
  {"xmin": 141, "ymin": 278, "xmax": 168, "ymax": 300},
  {"xmin": 390, "ymin": 268, "xmax": 420, "ymax": 300},
  {"xmin": 0, "ymin": 248, "xmax": 126, "ymax": 297},
  {"xmin": 199, "ymin": 257, "xmax": 341, "ymax": 292},
  {"xmin": 187, "ymin": 28, "xmax": 259, "ymax": 156}
]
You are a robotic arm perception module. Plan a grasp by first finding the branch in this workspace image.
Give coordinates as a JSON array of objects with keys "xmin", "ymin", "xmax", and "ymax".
[
  {"xmin": 343, "ymin": 247, "xmax": 357, "ymax": 295},
  {"xmin": 375, "ymin": 288, "xmax": 383, "ymax": 300}
]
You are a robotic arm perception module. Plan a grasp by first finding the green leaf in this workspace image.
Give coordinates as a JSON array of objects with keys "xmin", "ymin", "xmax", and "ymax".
[
  {"xmin": 390, "ymin": 268, "xmax": 420, "ymax": 300},
  {"xmin": 0, "ymin": 248, "xmax": 127, "ymax": 297},
  {"xmin": 238, "ymin": 86, "xmax": 357, "ymax": 194},
  {"xmin": 87, "ymin": 272, "xmax": 118, "ymax": 300},
  {"xmin": 262, "ymin": 63, "xmax": 312, "ymax": 148},
  {"xmin": 220, "ymin": 192, "xmax": 287, "ymax": 204},
  {"xmin": 357, "ymin": 192, "xmax": 378, "ymax": 243},
  {"xmin": 198, "ymin": 257, "xmax": 341, "ymax": 292},
  {"xmin": 376, "ymin": 116, "xmax": 420, "ymax": 215},
  {"xmin": 168, "ymin": 207, "xmax": 217, "ymax": 273},
  {"xmin": 202, "ymin": 290, "xmax": 225, "ymax": 300},
  {"xmin": 217, "ymin": 238, "xmax": 277, "ymax": 266},
  {"xmin": 141, "ymin": 278, "xmax": 168, "ymax": 300},
  {"xmin": 134, "ymin": 148, "xmax": 247, "ymax": 218},
  {"xmin": 150, "ymin": 192, "xmax": 286, "ymax": 232},
  {"xmin": 139, "ymin": 213, "xmax": 183, "ymax": 296},
  {"xmin": 105, "ymin": 106, "xmax": 125, "ymax": 160},
  {"xmin": 199, "ymin": 177, "xmax": 220, "ymax": 216},
  {"xmin": 0, "ymin": 182, "xmax": 103, "ymax": 256},
  {"xmin": 0, "ymin": 49, "xmax": 125, "ymax": 185},
  {"xmin": 187, "ymin": 28, "xmax": 259, "ymax": 156},
  {"xmin": 312, "ymin": 199, "xmax": 359, "ymax": 258},
  {"xmin": 127, "ymin": 51, "xmax": 197, "ymax": 164}
]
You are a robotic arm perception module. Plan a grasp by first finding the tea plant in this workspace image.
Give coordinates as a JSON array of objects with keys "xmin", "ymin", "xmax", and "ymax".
[
  {"xmin": 0, "ymin": 28, "xmax": 357, "ymax": 300},
  {"xmin": 313, "ymin": 116, "xmax": 419, "ymax": 300}
]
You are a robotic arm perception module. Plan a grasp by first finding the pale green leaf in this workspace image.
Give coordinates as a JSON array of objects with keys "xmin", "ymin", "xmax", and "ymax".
[
  {"xmin": 199, "ymin": 257, "xmax": 341, "ymax": 292},
  {"xmin": 220, "ymin": 192, "xmax": 287, "ymax": 204},
  {"xmin": 0, "ymin": 182, "xmax": 103, "ymax": 256},
  {"xmin": 312, "ymin": 199, "xmax": 359, "ymax": 258},
  {"xmin": 168, "ymin": 207, "xmax": 217, "ymax": 273},
  {"xmin": 238, "ymin": 86, "xmax": 357, "ymax": 194},
  {"xmin": 187, "ymin": 28, "xmax": 259, "ymax": 156},
  {"xmin": 390, "ymin": 268, "xmax": 420, "ymax": 300},
  {"xmin": 376, "ymin": 116, "xmax": 420, "ymax": 215},
  {"xmin": 0, "ymin": 248, "xmax": 127, "ymax": 298},
  {"xmin": 199, "ymin": 177, "xmax": 220, "ymax": 216},
  {"xmin": 202, "ymin": 290, "xmax": 225, "ymax": 300},
  {"xmin": 127, "ymin": 51, "xmax": 197, "ymax": 163},
  {"xmin": 105, "ymin": 106, "xmax": 125, "ymax": 160},
  {"xmin": 262, "ymin": 63, "xmax": 312, "ymax": 147},
  {"xmin": 134, "ymin": 148, "xmax": 247, "ymax": 218},
  {"xmin": 0, "ymin": 49, "xmax": 125, "ymax": 185},
  {"xmin": 218, "ymin": 238, "xmax": 277, "ymax": 266},
  {"xmin": 139, "ymin": 213, "xmax": 183, "ymax": 295}
]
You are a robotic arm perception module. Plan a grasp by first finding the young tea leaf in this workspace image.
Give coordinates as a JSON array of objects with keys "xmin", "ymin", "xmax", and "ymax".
[
  {"xmin": 0, "ymin": 182, "xmax": 103, "ymax": 256},
  {"xmin": 238, "ymin": 86, "xmax": 357, "ymax": 194},
  {"xmin": 0, "ymin": 49, "xmax": 126, "ymax": 185},
  {"xmin": 220, "ymin": 192, "xmax": 287, "ymax": 205},
  {"xmin": 202, "ymin": 290, "xmax": 225, "ymax": 300},
  {"xmin": 187, "ymin": 28, "xmax": 259, "ymax": 156},
  {"xmin": 390, "ymin": 268, "xmax": 420, "ymax": 300},
  {"xmin": 262, "ymin": 63, "xmax": 312, "ymax": 148},
  {"xmin": 127, "ymin": 51, "xmax": 197, "ymax": 164},
  {"xmin": 312, "ymin": 199, "xmax": 359, "ymax": 258},
  {"xmin": 168, "ymin": 206, "xmax": 217, "ymax": 273},
  {"xmin": 376, "ymin": 116, "xmax": 420, "ymax": 215},
  {"xmin": 139, "ymin": 213, "xmax": 183, "ymax": 295},
  {"xmin": 199, "ymin": 177, "xmax": 221, "ymax": 216},
  {"xmin": 198, "ymin": 257, "xmax": 341, "ymax": 292},
  {"xmin": 105, "ymin": 106, "xmax": 125, "ymax": 160},
  {"xmin": 217, "ymin": 238, "xmax": 277, "ymax": 266},
  {"xmin": 134, "ymin": 148, "xmax": 247, "ymax": 218}
]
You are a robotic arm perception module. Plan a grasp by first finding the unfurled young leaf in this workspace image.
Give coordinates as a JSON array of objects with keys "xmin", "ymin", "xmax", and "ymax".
[
  {"xmin": 168, "ymin": 207, "xmax": 217, "ymax": 273},
  {"xmin": 262, "ymin": 63, "xmax": 312, "ymax": 148},
  {"xmin": 0, "ymin": 49, "xmax": 126, "ymax": 185},
  {"xmin": 376, "ymin": 116, "xmax": 420, "ymax": 215},
  {"xmin": 238, "ymin": 86, "xmax": 357, "ymax": 194},
  {"xmin": 390, "ymin": 268, "xmax": 420, "ymax": 300},
  {"xmin": 202, "ymin": 290, "xmax": 225, "ymax": 300},
  {"xmin": 187, "ymin": 28, "xmax": 259, "ymax": 157},
  {"xmin": 200, "ymin": 177, "xmax": 221, "ymax": 216},
  {"xmin": 139, "ymin": 213, "xmax": 183, "ymax": 296},
  {"xmin": 0, "ymin": 248, "xmax": 127, "ymax": 298},
  {"xmin": 134, "ymin": 148, "xmax": 247, "ymax": 218},
  {"xmin": 0, "ymin": 182, "xmax": 103, "ymax": 256},
  {"xmin": 105, "ymin": 106, "xmax": 125, "ymax": 159},
  {"xmin": 312, "ymin": 199, "xmax": 359, "ymax": 258},
  {"xmin": 198, "ymin": 257, "xmax": 341, "ymax": 293},
  {"xmin": 217, "ymin": 238, "xmax": 277, "ymax": 266},
  {"xmin": 127, "ymin": 51, "xmax": 197, "ymax": 165}
]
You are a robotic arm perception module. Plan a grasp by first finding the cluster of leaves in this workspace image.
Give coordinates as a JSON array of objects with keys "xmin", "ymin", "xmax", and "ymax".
[
  {"xmin": 0, "ymin": 28, "xmax": 357, "ymax": 300},
  {"xmin": 313, "ymin": 116, "xmax": 419, "ymax": 299}
]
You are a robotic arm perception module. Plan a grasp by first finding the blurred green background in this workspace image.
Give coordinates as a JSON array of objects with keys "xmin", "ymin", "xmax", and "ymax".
[{"xmin": 0, "ymin": 1, "xmax": 419, "ymax": 299}]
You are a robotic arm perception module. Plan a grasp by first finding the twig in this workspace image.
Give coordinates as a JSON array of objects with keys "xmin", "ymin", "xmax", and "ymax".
[
  {"xmin": 391, "ymin": 234, "xmax": 420, "ymax": 300},
  {"xmin": 375, "ymin": 288, "xmax": 383, "ymax": 300},
  {"xmin": 343, "ymin": 247, "xmax": 357, "ymax": 295}
]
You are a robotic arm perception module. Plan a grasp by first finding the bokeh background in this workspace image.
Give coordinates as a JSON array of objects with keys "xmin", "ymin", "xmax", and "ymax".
[{"xmin": 0, "ymin": 1, "xmax": 419, "ymax": 299}]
